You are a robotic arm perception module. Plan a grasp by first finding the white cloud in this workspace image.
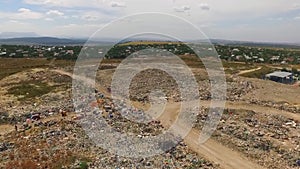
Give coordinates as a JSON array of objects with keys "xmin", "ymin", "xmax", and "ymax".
[
  {"xmin": 199, "ymin": 3, "xmax": 210, "ymax": 11},
  {"xmin": 23, "ymin": 0, "xmax": 107, "ymax": 8},
  {"xmin": 111, "ymin": 1, "xmax": 126, "ymax": 8},
  {"xmin": 16, "ymin": 8, "xmax": 44, "ymax": 19},
  {"xmin": 294, "ymin": 16, "xmax": 300, "ymax": 20},
  {"xmin": 174, "ymin": 5, "xmax": 190, "ymax": 13},
  {"xmin": 10, "ymin": 0, "xmax": 300, "ymax": 42},
  {"xmin": 9, "ymin": 20, "xmax": 20, "ymax": 23},
  {"xmin": 18, "ymin": 8, "xmax": 31, "ymax": 13},
  {"xmin": 183, "ymin": 6, "xmax": 190, "ymax": 11},
  {"xmin": 46, "ymin": 10, "xmax": 64, "ymax": 16},
  {"xmin": 23, "ymin": 0, "xmax": 71, "ymax": 6},
  {"xmin": 50, "ymin": 23, "xmax": 104, "ymax": 37},
  {"xmin": 0, "ymin": 8, "xmax": 44, "ymax": 20},
  {"xmin": 45, "ymin": 18, "xmax": 54, "ymax": 21},
  {"xmin": 291, "ymin": 4, "xmax": 300, "ymax": 10},
  {"xmin": 80, "ymin": 11, "xmax": 118, "ymax": 22},
  {"xmin": 82, "ymin": 14, "xmax": 99, "ymax": 21},
  {"xmin": 268, "ymin": 17, "xmax": 283, "ymax": 21},
  {"xmin": 0, "ymin": 20, "xmax": 36, "ymax": 33}
]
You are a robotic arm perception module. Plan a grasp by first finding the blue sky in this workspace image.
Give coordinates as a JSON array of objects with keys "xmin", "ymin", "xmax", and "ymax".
[{"xmin": 0, "ymin": 0, "xmax": 300, "ymax": 42}]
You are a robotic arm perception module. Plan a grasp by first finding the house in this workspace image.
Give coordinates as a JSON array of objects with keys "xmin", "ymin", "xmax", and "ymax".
[
  {"xmin": 281, "ymin": 61, "xmax": 287, "ymax": 64},
  {"xmin": 258, "ymin": 58, "xmax": 264, "ymax": 62},
  {"xmin": 236, "ymin": 55, "xmax": 243, "ymax": 60},
  {"xmin": 9, "ymin": 53, "xmax": 16, "ymax": 57},
  {"xmin": 270, "ymin": 56, "xmax": 280, "ymax": 61},
  {"xmin": 284, "ymin": 57, "xmax": 294, "ymax": 63},
  {"xmin": 0, "ymin": 52, "xmax": 7, "ymax": 56},
  {"xmin": 244, "ymin": 55, "xmax": 252, "ymax": 60},
  {"xmin": 66, "ymin": 50, "xmax": 74, "ymax": 55},
  {"xmin": 232, "ymin": 48, "xmax": 240, "ymax": 52},
  {"xmin": 265, "ymin": 71, "xmax": 294, "ymax": 84}
]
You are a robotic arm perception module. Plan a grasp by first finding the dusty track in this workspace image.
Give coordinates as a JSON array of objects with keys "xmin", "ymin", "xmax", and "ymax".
[
  {"xmin": 159, "ymin": 103, "xmax": 264, "ymax": 169},
  {"xmin": 237, "ymin": 67, "xmax": 262, "ymax": 75}
]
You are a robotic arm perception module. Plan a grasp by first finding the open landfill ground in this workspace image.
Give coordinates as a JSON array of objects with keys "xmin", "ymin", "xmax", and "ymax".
[{"xmin": 0, "ymin": 56, "xmax": 299, "ymax": 169}]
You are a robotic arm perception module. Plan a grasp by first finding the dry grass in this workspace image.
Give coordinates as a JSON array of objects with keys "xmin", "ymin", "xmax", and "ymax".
[
  {"xmin": 119, "ymin": 41, "xmax": 182, "ymax": 46},
  {"xmin": 240, "ymin": 66, "xmax": 275, "ymax": 78},
  {"xmin": 0, "ymin": 58, "xmax": 48, "ymax": 80},
  {"xmin": 7, "ymin": 81, "xmax": 58, "ymax": 101},
  {"xmin": 0, "ymin": 58, "xmax": 74, "ymax": 80}
]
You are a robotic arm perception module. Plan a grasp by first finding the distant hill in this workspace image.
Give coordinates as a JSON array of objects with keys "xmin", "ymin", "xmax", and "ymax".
[
  {"xmin": 0, "ymin": 37, "xmax": 118, "ymax": 46},
  {"xmin": 210, "ymin": 39, "xmax": 300, "ymax": 49},
  {"xmin": 0, "ymin": 36, "xmax": 299, "ymax": 49},
  {"xmin": 0, "ymin": 32, "xmax": 40, "ymax": 39},
  {"xmin": 0, "ymin": 37, "xmax": 87, "ymax": 46}
]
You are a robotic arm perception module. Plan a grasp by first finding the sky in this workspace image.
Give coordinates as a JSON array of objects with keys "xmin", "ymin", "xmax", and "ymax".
[{"xmin": 0, "ymin": 0, "xmax": 300, "ymax": 42}]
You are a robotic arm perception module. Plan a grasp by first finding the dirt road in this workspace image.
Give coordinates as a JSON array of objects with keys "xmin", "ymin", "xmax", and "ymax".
[
  {"xmin": 159, "ymin": 103, "xmax": 264, "ymax": 169},
  {"xmin": 237, "ymin": 67, "xmax": 262, "ymax": 76}
]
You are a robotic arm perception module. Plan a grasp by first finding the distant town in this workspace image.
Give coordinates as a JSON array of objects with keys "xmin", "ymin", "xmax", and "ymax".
[{"xmin": 0, "ymin": 42, "xmax": 300, "ymax": 65}]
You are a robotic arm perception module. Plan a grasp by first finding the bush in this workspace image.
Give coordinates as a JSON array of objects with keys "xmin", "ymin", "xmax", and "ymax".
[{"xmin": 79, "ymin": 161, "xmax": 88, "ymax": 169}]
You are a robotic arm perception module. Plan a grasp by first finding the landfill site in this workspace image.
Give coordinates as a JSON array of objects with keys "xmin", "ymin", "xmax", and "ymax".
[{"xmin": 0, "ymin": 56, "xmax": 299, "ymax": 169}]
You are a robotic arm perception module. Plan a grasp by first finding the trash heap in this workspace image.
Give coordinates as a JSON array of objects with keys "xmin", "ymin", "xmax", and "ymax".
[
  {"xmin": 90, "ymin": 93, "xmax": 165, "ymax": 137},
  {"xmin": 0, "ymin": 107, "xmax": 219, "ymax": 169},
  {"xmin": 106, "ymin": 68, "xmax": 255, "ymax": 102},
  {"xmin": 26, "ymin": 70, "xmax": 72, "ymax": 84},
  {"xmin": 226, "ymin": 80, "xmax": 255, "ymax": 101},
  {"xmin": 247, "ymin": 99, "xmax": 300, "ymax": 114},
  {"xmin": 1, "ymin": 73, "xmax": 219, "ymax": 169},
  {"xmin": 195, "ymin": 108, "xmax": 300, "ymax": 169}
]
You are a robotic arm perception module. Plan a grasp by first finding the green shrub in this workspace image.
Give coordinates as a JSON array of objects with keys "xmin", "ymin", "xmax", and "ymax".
[
  {"xmin": 7, "ymin": 82, "xmax": 56, "ymax": 101},
  {"xmin": 79, "ymin": 161, "xmax": 88, "ymax": 169}
]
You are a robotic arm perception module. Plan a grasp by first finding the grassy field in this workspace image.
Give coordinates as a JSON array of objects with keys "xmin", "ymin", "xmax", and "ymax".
[
  {"xmin": 240, "ymin": 66, "xmax": 275, "ymax": 78},
  {"xmin": 0, "ymin": 58, "xmax": 74, "ymax": 80},
  {"xmin": 100, "ymin": 55, "xmax": 206, "ymax": 68},
  {"xmin": 119, "ymin": 41, "xmax": 182, "ymax": 46},
  {"xmin": 7, "ymin": 81, "xmax": 57, "ymax": 101},
  {"xmin": 0, "ymin": 58, "xmax": 48, "ymax": 80},
  {"xmin": 1, "ymin": 57, "xmax": 293, "ymax": 82}
]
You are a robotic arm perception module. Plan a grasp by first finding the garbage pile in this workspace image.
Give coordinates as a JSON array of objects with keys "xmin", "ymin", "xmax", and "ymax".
[
  {"xmin": 1, "ymin": 71, "xmax": 219, "ymax": 169},
  {"xmin": 0, "ymin": 109, "xmax": 219, "ymax": 169},
  {"xmin": 1, "ymin": 70, "xmax": 73, "ymax": 117},
  {"xmin": 26, "ymin": 70, "xmax": 72, "ymax": 84},
  {"xmin": 89, "ymin": 140, "xmax": 217, "ymax": 169},
  {"xmin": 226, "ymin": 80, "xmax": 254, "ymax": 101},
  {"xmin": 107, "ymin": 68, "xmax": 255, "ymax": 102},
  {"xmin": 89, "ymin": 94, "xmax": 165, "ymax": 137},
  {"xmin": 247, "ymin": 99, "xmax": 300, "ymax": 113},
  {"xmin": 195, "ymin": 108, "xmax": 300, "ymax": 169}
]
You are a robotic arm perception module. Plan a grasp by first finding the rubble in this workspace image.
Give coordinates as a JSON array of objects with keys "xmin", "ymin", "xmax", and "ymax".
[
  {"xmin": 106, "ymin": 68, "xmax": 255, "ymax": 102},
  {"xmin": 0, "ymin": 142, "xmax": 13, "ymax": 152},
  {"xmin": 0, "ymin": 65, "xmax": 299, "ymax": 168},
  {"xmin": 195, "ymin": 108, "xmax": 300, "ymax": 169},
  {"xmin": 0, "ymin": 114, "xmax": 218, "ymax": 169},
  {"xmin": 247, "ymin": 99, "xmax": 300, "ymax": 113},
  {"xmin": 0, "ymin": 68, "xmax": 219, "ymax": 169}
]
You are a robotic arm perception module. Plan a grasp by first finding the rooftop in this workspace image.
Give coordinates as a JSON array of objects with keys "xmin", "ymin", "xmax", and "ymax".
[{"xmin": 266, "ymin": 71, "xmax": 292, "ymax": 78}]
